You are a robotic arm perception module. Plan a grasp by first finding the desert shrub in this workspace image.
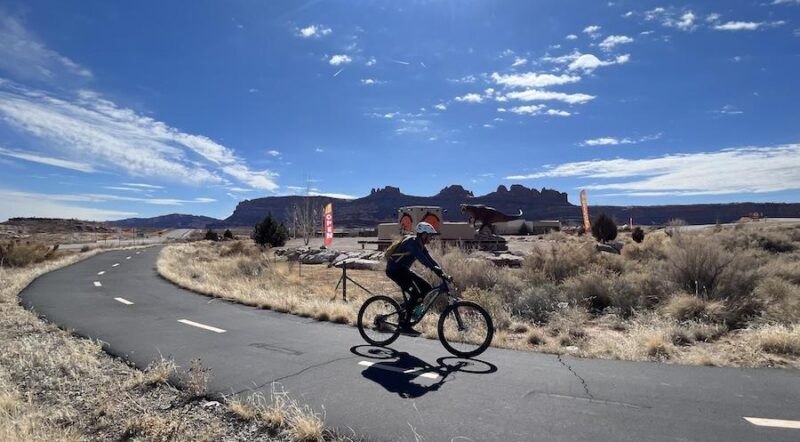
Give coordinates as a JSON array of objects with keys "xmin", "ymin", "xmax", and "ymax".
[
  {"xmin": 616, "ymin": 270, "xmax": 671, "ymax": 310},
  {"xmin": 560, "ymin": 268, "xmax": 618, "ymax": 313},
  {"xmin": 718, "ymin": 227, "xmax": 796, "ymax": 254},
  {"xmin": 622, "ymin": 231, "xmax": 669, "ymax": 262},
  {"xmin": 665, "ymin": 218, "xmax": 687, "ymax": 237},
  {"xmin": 591, "ymin": 213, "xmax": 618, "ymax": 243},
  {"xmin": 510, "ymin": 282, "xmax": 561, "ymax": 323},
  {"xmin": 80, "ymin": 245, "xmax": 91, "ymax": 252},
  {"xmin": 522, "ymin": 242, "xmax": 596, "ymax": 283},
  {"xmin": 223, "ymin": 229, "xmax": 234, "ymax": 240},
  {"xmin": 665, "ymin": 233, "xmax": 759, "ymax": 300},
  {"xmin": 660, "ymin": 294, "xmax": 724, "ymax": 322},
  {"xmin": 462, "ymin": 288, "xmax": 512, "ymax": 329},
  {"xmin": 0, "ymin": 241, "xmax": 59, "ymax": 267},
  {"xmin": 760, "ymin": 256, "xmax": 800, "ymax": 285},
  {"xmin": 755, "ymin": 276, "xmax": 800, "ymax": 324},
  {"xmin": 252, "ymin": 214, "xmax": 288, "ymax": 248},
  {"xmin": 237, "ymin": 258, "xmax": 265, "ymax": 277},
  {"xmin": 631, "ymin": 227, "xmax": 645, "ymax": 243},
  {"xmin": 427, "ymin": 246, "xmax": 523, "ymax": 299},
  {"xmin": 204, "ymin": 229, "xmax": 220, "ymax": 241},
  {"xmin": 753, "ymin": 325, "xmax": 800, "ymax": 356}
]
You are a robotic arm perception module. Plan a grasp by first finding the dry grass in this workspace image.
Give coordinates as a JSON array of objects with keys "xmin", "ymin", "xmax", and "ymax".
[
  {"xmin": 159, "ymin": 227, "xmax": 800, "ymax": 368},
  {"xmin": 0, "ymin": 246, "xmax": 352, "ymax": 441}
]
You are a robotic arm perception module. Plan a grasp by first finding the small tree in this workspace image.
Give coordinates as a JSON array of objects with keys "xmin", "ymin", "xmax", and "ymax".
[
  {"xmin": 631, "ymin": 226, "xmax": 645, "ymax": 243},
  {"xmin": 591, "ymin": 213, "xmax": 618, "ymax": 243},
  {"xmin": 204, "ymin": 229, "xmax": 220, "ymax": 241},
  {"xmin": 223, "ymin": 229, "xmax": 234, "ymax": 240},
  {"xmin": 252, "ymin": 213, "xmax": 288, "ymax": 248},
  {"xmin": 290, "ymin": 197, "xmax": 320, "ymax": 246}
]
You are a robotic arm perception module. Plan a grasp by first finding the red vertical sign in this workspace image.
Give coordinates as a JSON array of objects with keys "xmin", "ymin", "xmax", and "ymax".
[{"xmin": 323, "ymin": 203, "xmax": 334, "ymax": 247}]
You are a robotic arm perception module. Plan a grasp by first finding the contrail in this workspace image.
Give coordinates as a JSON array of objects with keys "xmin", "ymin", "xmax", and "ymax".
[
  {"xmin": 390, "ymin": 59, "xmax": 410, "ymax": 65},
  {"xmin": 333, "ymin": 68, "xmax": 345, "ymax": 77}
]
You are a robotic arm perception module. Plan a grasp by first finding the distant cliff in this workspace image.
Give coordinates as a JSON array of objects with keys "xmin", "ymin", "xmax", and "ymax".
[{"xmin": 110, "ymin": 214, "xmax": 221, "ymax": 229}]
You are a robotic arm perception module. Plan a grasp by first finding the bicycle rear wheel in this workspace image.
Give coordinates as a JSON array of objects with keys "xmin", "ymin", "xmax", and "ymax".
[
  {"xmin": 437, "ymin": 301, "xmax": 493, "ymax": 358},
  {"xmin": 357, "ymin": 295, "xmax": 402, "ymax": 346}
]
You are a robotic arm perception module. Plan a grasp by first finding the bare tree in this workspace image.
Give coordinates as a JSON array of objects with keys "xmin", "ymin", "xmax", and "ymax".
[{"xmin": 291, "ymin": 197, "xmax": 320, "ymax": 245}]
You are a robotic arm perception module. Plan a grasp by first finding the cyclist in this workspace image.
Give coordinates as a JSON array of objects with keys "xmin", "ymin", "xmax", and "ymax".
[{"xmin": 385, "ymin": 221, "xmax": 451, "ymax": 336}]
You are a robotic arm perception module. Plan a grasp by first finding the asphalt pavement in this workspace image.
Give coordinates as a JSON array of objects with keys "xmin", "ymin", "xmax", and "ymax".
[{"xmin": 19, "ymin": 247, "xmax": 800, "ymax": 441}]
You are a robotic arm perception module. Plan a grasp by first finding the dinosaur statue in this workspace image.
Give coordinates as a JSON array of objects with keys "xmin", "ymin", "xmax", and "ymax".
[{"xmin": 460, "ymin": 204, "xmax": 523, "ymax": 231}]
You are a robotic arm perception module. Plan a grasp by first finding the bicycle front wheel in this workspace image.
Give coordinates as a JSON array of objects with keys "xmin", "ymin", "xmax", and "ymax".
[
  {"xmin": 438, "ymin": 301, "xmax": 494, "ymax": 358},
  {"xmin": 357, "ymin": 295, "xmax": 402, "ymax": 346}
]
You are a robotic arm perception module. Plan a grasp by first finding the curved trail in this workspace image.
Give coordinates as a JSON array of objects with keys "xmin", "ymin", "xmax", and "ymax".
[{"xmin": 20, "ymin": 247, "xmax": 800, "ymax": 441}]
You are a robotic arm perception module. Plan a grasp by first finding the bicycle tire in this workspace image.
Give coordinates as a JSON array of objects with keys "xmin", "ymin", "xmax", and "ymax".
[
  {"xmin": 357, "ymin": 295, "xmax": 402, "ymax": 346},
  {"xmin": 437, "ymin": 300, "xmax": 494, "ymax": 358}
]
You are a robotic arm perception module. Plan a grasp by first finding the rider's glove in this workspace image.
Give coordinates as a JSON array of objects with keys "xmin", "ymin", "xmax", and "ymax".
[{"xmin": 442, "ymin": 273, "xmax": 453, "ymax": 282}]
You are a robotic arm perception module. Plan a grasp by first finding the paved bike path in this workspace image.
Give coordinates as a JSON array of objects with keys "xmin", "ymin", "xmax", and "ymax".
[{"xmin": 19, "ymin": 248, "xmax": 800, "ymax": 441}]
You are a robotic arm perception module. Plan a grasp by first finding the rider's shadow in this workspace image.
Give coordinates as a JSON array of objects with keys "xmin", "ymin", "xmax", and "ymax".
[{"xmin": 350, "ymin": 345, "xmax": 498, "ymax": 399}]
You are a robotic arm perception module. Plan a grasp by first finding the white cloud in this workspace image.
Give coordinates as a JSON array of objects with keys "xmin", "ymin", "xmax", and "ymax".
[
  {"xmin": 315, "ymin": 147, "xmax": 324, "ymax": 153},
  {"xmin": 0, "ymin": 189, "xmax": 137, "ymax": 221},
  {"xmin": 365, "ymin": 57, "xmax": 377, "ymax": 66},
  {"xmin": 0, "ymin": 82, "xmax": 279, "ymax": 191},
  {"xmin": 511, "ymin": 57, "xmax": 527, "ymax": 67},
  {"xmin": 644, "ymin": 7, "xmax": 666, "ymax": 21},
  {"xmin": 248, "ymin": 88, "xmax": 259, "ymax": 93},
  {"xmin": 623, "ymin": 11, "xmax": 634, "ymax": 18},
  {"xmin": 122, "ymin": 183, "xmax": 163, "ymax": 189},
  {"xmin": 434, "ymin": 103, "xmax": 447, "ymax": 111},
  {"xmin": 490, "ymin": 72, "xmax": 581, "ymax": 88},
  {"xmin": 506, "ymin": 143, "xmax": 800, "ymax": 197},
  {"xmin": 568, "ymin": 53, "xmax": 630, "ymax": 73},
  {"xmin": 509, "ymin": 105, "xmax": 546, "ymax": 115},
  {"xmin": 307, "ymin": 191, "xmax": 358, "ymax": 200},
  {"xmin": 565, "ymin": 34, "xmax": 578, "ymax": 40},
  {"xmin": 0, "ymin": 14, "xmax": 93, "ymax": 83},
  {"xmin": 0, "ymin": 146, "xmax": 94, "ymax": 172},
  {"xmin": 267, "ymin": 150, "xmax": 281, "ymax": 157},
  {"xmin": 669, "ymin": 11, "xmax": 697, "ymax": 31},
  {"xmin": 582, "ymin": 133, "xmax": 661, "ymax": 146},
  {"xmin": 361, "ymin": 78, "xmax": 385, "ymax": 85},
  {"xmin": 715, "ymin": 105, "xmax": 744, "ymax": 115},
  {"xmin": 483, "ymin": 123, "xmax": 494, "ymax": 128},
  {"xmin": 772, "ymin": 0, "xmax": 800, "ymax": 4},
  {"xmin": 546, "ymin": 109, "xmax": 571, "ymax": 117},
  {"xmin": 713, "ymin": 21, "xmax": 773, "ymax": 31},
  {"xmin": 447, "ymin": 75, "xmax": 477, "ymax": 84},
  {"xmin": 505, "ymin": 89, "xmax": 595, "ymax": 104},
  {"xmin": 455, "ymin": 93, "xmax": 484, "ymax": 103},
  {"xmin": 297, "ymin": 25, "xmax": 332, "ymax": 38},
  {"xmin": 598, "ymin": 35, "xmax": 634, "ymax": 51},
  {"xmin": 583, "ymin": 25, "xmax": 602, "ymax": 39},
  {"xmin": 706, "ymin": 13, "xmax": 721, "ymax": 23},
  {"xmin": 329, "ymin": 54, "xmax": 352, "ymax": 65}
]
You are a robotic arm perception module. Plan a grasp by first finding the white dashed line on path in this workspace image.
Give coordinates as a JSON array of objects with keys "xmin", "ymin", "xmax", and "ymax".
[
  {"xmin": 136, "ymin": 251, "xmax": 141, "ymax": 254},
  {"xmin": 744, "ymin": 417, "xmax": 800, "ymax": 429},
  {"xmin": 358, "ymin": 361, "xmax": 440, "ymax": 380},
  {"xmin": 126, "ymin": 256, "xmax": 131, "ymax": 260},
  {"xmin": 93, "ymin": 281, "xmax": 102, "ymax": 287},
  {"xmin": 97, "ymin": 271, "xmax": 105, "ymax": 275},
  {"xmin": 177, "ymin": 319, "xmax": 226, "ymax": 334},
  {"xmin": 112, "ymin": 263, "xmax": 119, "ymax": 267},
  {"xmin": 114, "ymin": 297, "xmax": 134, "ymax": 305}
]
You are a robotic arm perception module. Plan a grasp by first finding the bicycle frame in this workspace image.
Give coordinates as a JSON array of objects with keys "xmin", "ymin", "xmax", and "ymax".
[{"xmin": 403, "ymin": 280, "xmax": 460, "ymax": 326}]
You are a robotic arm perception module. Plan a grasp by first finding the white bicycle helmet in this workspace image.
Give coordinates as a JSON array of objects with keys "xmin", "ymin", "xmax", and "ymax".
[{"xmin": 416, "ymin": 221, "xmax": 439, "ymax": 235}]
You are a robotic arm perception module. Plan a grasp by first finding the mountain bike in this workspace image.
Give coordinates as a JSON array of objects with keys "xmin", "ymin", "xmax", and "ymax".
[{"xmin": 357, "ymin": 277, "xmax": 494, "ymax": 358}]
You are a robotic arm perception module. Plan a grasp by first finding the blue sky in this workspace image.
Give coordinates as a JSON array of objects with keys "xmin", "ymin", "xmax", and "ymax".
[{"xmin": 0, "ymin": 0, "xmax": 798, "ymax": 221}]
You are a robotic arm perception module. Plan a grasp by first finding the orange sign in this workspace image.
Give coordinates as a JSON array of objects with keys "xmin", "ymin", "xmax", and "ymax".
[
  {"xmin": 580, "ymin": 190, "xmax": 591, "ymax": 231},
  {"xmin": 323, "ymin": 203, "xmax": 334, "ymax": 246}
]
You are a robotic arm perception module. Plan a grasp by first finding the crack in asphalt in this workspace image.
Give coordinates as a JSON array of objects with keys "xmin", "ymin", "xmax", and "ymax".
[
  {"xmin": 230, "ymin": 356, "xmax": 356, "ymax": 396},
  {"xmin": 556, "ymin": 354, "xmax": 594, "ymax": 399}
]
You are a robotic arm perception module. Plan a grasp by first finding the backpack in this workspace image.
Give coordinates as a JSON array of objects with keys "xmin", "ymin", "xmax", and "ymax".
[{"xmin": 383, "ymin": 236, "xmax": 408, "ymax": 261}]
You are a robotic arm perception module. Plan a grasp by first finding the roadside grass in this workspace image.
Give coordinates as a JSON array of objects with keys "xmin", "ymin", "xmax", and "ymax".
[
  {"xmin": 158, "ymin": 223, "xmax": 800, "ymax": 368},
  {"xmin": 0, "ymin": 246, "xmax": 354, "ymax": 441}
]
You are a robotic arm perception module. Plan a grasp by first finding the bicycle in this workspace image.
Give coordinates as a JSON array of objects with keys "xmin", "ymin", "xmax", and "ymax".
[{"xmin": 357, "ymin": 277, "xmax": 494, "ymax": 358}]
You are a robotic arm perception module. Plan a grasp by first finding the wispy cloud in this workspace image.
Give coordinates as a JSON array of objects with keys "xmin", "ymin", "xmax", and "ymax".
[
  {"xmin": 267, "ymin": 150, "xmax": 281, "ymax": 157},
  {"xmin": 0, "ymin": 189, "xmax": 137, "ymax": 221},
  {"xmin": 565, "ymin": 34, "xmax": 578, "ymax": 40},
  {"xmin": 365, "ymin": 57, "xmax": 377, "ymax": 66},
  {"xmin": 122, "ymin": 183, "xmax": 163, "ymax": 189},
  {"xmin": 582, "ymin": 133, "xmax": 662, "ymax": 146},
  {"xmin": 511, "ymin": 57, "xmax": 527, "ymax": 67},
  {"xmin": 0, "ymin": 82, "xmax": 279, "ymax": 190},
  {"xmin": 505, "ymin": 89, "xmax": 595, "ymax": 104},
  {"xmin": 491, "ymin": 72, "xmax": 581, "ymax": 88},
  {"xmin": 583, "ymin": 25, "xmax": 602, "ymax": 39},
  {"xmin": 297, "ymin": 24, "xmax": 332, "ymax": 38},
  {"xmin": 360, "ymin": 78, "xmax": 385, "ymax": 85},
  {"xmin": 0, "ymin": 146, "xmax": 94, "ymax": 172},
  {"xmin": 543, "ymin": 50, "xmax": 629, "ymax": 73},
  {"xmin": 598, "ymin": 35, "xmax": 634, "ymax": 51},
  {"xmin": 713, "ymin": 21, "xmax": 784, "ymax": 31},
  {"xmin": 0, "ymin": 14, "xmax": 92, "ymax": 83},
  {"xmin": 506, "ymin": 143, "xmax": 800, "ymax": 196},
  {"xmin": 447, "ymin": 75, "xmax": 477, "ymax": 84}
]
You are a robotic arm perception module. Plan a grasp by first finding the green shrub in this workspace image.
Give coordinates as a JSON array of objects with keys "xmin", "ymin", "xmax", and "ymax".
[
  {"xmin": 252, "ymin": 214, "xmax": 289, "ymax": 248},
  {"xmin": 591, "ymin": 213, "xmax": 617, "ymax": 243},
  {"xmin": 204, "ymin": 229, "xmax": 220, "ymax": 241},
  {"xmin": 631, "ymin": 227, "xmax": 645, "ymax": 243},
  {"xmin": 223, "ymin": 229, "xmax": 234, "ymax": 240}
]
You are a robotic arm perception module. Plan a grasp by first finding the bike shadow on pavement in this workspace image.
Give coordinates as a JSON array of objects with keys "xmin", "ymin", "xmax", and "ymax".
[{"xmin": 350, "ymin": 345, "xmax": 498, "ymax": 399}]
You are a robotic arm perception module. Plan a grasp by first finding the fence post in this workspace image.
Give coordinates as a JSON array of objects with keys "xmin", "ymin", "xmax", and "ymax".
[{"xmin": 342, "ymin": 261, "xmax": 347, "ymax": 302}]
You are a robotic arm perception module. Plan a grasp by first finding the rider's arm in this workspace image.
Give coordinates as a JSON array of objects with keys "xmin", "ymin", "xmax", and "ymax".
[{"xmin": 412, "ymin": 240, "xmax": 443, "ymax": 276}]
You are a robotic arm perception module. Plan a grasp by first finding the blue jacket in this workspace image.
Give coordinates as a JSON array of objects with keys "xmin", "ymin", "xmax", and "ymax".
[{"xmin": 386, "ymin": 235, "xmax": 442, "ymax": 275}]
